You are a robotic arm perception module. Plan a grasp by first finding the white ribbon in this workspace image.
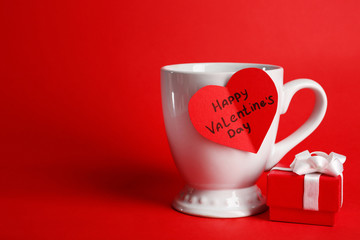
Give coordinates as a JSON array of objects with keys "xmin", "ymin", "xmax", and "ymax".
[
  {"xmin": 290, "ymin": 150, "xmax": 346, "ymax": 177},
  {"xmin": 303, "ymin": 173, "xmax": 321, "ymax": 210},
  {"xmin": 272, "ymin": 150, "xmax": 346, "ymax": 211}
]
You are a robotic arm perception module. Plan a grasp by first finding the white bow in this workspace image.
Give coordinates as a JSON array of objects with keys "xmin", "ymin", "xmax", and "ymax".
[{"xmin": 290, "ymin": 150, "xmax": 346, "ymax": 177}]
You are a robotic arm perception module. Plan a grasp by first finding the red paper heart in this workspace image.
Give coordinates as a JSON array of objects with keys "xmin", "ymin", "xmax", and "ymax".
[{"xmin": 188, "ymin": 68, "xmax": 278, "ymax": 153}]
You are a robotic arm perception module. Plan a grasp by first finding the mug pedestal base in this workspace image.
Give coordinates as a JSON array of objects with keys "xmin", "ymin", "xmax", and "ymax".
[{"xmin": 172, "ymin": 185, "xmax": 267, "ymax": 218}]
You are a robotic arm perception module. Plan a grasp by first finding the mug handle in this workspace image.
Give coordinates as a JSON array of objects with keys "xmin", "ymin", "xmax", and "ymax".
[{"xmin": 265, "ymin": 79, "xmax": 328, "ymax": 170}]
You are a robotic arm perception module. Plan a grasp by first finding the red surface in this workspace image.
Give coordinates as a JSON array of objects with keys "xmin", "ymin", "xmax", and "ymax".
[
  {"xmin": 268, "ymin": 170, "xmax": 341, "ymax": 211},
  {"xmin": 189, "ymin": 68, "xmax": 278, "ymax": 153},
  {"xmin": 270, "ymin": 207, "xmax": 337, "ymax": 226},
  {"xmin": 1, "ymin": 0, "xmax": 360, "ymax": 239},
  {"xmin": 267, "ymin": 169, "xmax": 341, "ymax": 225}
]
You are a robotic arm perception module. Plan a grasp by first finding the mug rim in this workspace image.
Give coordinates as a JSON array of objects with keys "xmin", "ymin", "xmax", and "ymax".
[{"xmin": 161, "ymin": 62, "xmax": 283, "ymax": 75}]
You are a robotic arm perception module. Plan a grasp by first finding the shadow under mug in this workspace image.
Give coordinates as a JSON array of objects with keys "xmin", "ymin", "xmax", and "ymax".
[{"xmin": 161, "ymin": 63, "xmax": 327, "ymax": 218}]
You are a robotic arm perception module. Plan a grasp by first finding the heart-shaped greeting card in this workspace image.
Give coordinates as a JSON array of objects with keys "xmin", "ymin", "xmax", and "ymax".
[{"xmin": 188, "ymin": 68, "xmax": 278, "ymax": 153}]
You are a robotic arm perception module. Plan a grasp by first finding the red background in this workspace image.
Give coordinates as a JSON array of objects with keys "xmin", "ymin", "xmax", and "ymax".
[{"xmin": 1, "ymin": 0, "xmax": 359, "ymax": 239}]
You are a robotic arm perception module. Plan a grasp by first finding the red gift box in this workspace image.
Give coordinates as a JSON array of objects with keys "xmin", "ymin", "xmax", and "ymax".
[{"xmin": 267, "ymin": 165, "xmax": 342, "ymax": 226}]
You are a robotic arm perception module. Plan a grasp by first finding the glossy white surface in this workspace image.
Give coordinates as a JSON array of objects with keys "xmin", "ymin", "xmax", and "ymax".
[
  {"xmin": 161, "ymin": 63, "xmax": 327, "ymax": 218},
  {"xmin": 173, "ymin": 185, "xmax": 267, "ymax": 218}
]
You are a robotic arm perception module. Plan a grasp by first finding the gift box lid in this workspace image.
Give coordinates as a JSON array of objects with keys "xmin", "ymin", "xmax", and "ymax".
[{"xmin": 267, "ymin": 166, "xmax": 342, "ymax": 212}]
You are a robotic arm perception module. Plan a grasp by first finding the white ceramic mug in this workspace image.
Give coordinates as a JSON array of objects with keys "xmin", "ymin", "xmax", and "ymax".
[{"xmin": 161, "ymin": 63, "xmax": 327, "ymax": 218}]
